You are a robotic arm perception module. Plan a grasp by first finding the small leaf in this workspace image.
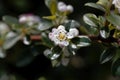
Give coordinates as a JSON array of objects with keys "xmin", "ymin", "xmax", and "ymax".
[
  {"xmin": 100, "ymin": 27, "xmax": 110, "ymax": 39},
  {"xmin": 85, "ymin": 2, "xmax": 105, "ymax": 12},
  {"xmin": 83, "ymin": 13, "xmax": 99, "ymax": 27},
  {"xmin": 71, "ymin": 36, "xmax": 91, "ymax": 47},
  {"xmin": 41, "ymin": 33, "xmax": 54, "ymax": 47},
  {"xmin": 2, "ymin": 16, "xmax": 19, "ymax": 26},
  {"xmin": 37, "ymin": 20, "xmax": 53, "ymax": 31},
  {"xmin": 63, "ymin": 20, "xmax": 80, "ymax": 31},
  {"xmin": 44, "ymin": 46, "xmax": 62, "ymax": 60},
  {"xmin": 106, "ymin": 13, "xmax": 120, "ymax": 27},
  {"xmin": 100, "ymin": 47, "xmax": 116, "ymax": 64},
  {"xmin": 45, "ymin": 0, "xmax": 57, "ymax": 15},
  {"xmin": 3, "ymin": 32, "xmax": 21, "ymax": 50},
  {"xmin": 112, "ymin": 59, "xmax": 120, "ymax": 76}
]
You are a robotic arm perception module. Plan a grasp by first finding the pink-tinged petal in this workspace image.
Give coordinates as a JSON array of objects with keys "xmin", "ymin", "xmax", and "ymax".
[{"xmin": 58, "ymin": 25, "xmax": 65, "ymax": 30}]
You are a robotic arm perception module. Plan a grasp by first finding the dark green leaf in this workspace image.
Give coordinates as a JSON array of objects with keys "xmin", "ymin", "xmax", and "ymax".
[
  {"xmin": 44, "ymin": 46, "xmax": 62, "ymax": 60},
  {"xmin": 85, "ymin": 3, "xmax": 105, "ymax": 12},
  {"xmin": 100, "ymin": 47, "xmax": 116, "ymax": 64},
  {"xmin": 107, "ymin": 13, "xmax": 120, "ymax": 27},
  {"xmin": 37, "ymin": 20, "xmax": 53, "ymax": 31},
  {"xmin": 2, "ymin": 16, "xmax": 19, "ymax": 27},
  {"xmin": 41, "ymin": 33, "xmax": 54, "ymax": 47},
  {"xmin": 64, "ymin": 20, "xmax": 80, "ymax": 31},
  {"xmin": 83, "ymin": 13, "xmax": 99, "ymax": 27},
  {"xmin": 71, "ymin": 36, "xmax": 91, "ymax": 47},
  {"xmin": 100, "ymin": 27, "xmax": 110, "ymax": 39},
  {"xmin": 112, "ymin": 59, "xmax": 120, "ymax": 76}
]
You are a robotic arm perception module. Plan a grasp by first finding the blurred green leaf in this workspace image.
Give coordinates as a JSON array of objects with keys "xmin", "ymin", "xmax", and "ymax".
[
  {"xmin": 83, "ymin": 13, "xmax": 99, "ymax": 27},
  {"xmin": 45, "ymin": 0, "xmax": 57, "ymax": 15},
  {"xmin": 85, "ymin": 2, "xmax": 105, "ymax": 12},
  {"xmin": 41, "ymin": 33, "xmax": 54, "ymax": 47},
  {"xmin": 71, "ymin": 36, "xmax": 91, "ymax": 47},
  {"xmin": 64, "ymin": 20, "xmax": 80, "ymax": 31},
  {"xmin": 113, "ymin": 48, "xmax": 120, "ymax": 64},
  {"xmin": 37, "ymin": 20, "xmax": 53, "ymax": 31},
  {"xmin": 100, "ymin": 47, "xmax": 116, "ymax": 64},
  {"xmin": 3, "ymin": 32, "xmax": 21, "ymax": 50},
  {"xmin": 44, "ymin": 46, "xmax": 62, "ymax": 60},
  {"xmin": 107, "ymin": 13, "xmax": 120, "ymax": 27},
  {"xmin": 2, "ymin": 16, "xmax": 19, "ymax": 27},
  {"xmin": 112, "ymin": 59, "xmax": 120, "ymax": 76}
]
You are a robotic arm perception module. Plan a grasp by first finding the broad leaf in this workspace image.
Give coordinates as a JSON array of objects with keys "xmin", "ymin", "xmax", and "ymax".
[
  {"xmin": 44, "ymin": 46, "xmax": 62, "ymax": 60},
  {"xmin": 85, "ymin": 3, "xmax": 105, "ymax": 12},
  {"xmin": 112, "ymin": 59, "xmax": 120, "ymax": 76},
  {"xmin": 71, "ymin": 36, "xmax": 91, "ymax": 47},
  {"xmin": 3, "ymin": 32, "xmax": 21, "ymax": 50},
  {"xmin": 100, "ymin": 47, "xmax": 116, "ymax": 64},
  {"xmin": 2, "ymin": 16, "xmax": 19, "ymax": 27},
  {"xmin": 83, "ymin": 13, "xmax": 99, "ymax": 27},
  {"xmin": 37, "ymin": 20, "xmax": 53, "ymax": 31},
  {"xmin": 63, "ymin": 20, "xmax": 80, "ymax": 31},
  {"xmin": 41, "ymin": 33, "xmax": 54, "ymax": 47},
  {"xmin": 107, "ymin": 13, "xmax": 120, "ymax": 27}
]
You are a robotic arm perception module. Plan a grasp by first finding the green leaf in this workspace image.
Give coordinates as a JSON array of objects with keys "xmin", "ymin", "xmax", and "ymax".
[
  {"xmin": 3, "ymin": 32, "xmax": 21, "ymax": 50},
  {"xmin": 37, "ymin": 20, "xmax": 53, "ymax": 31},
  {"xmin": 85, "ymin": 3, "xmax": 105, "ymax": 12},
  {"xmin": 83, "ymin": 13, "xmax": 99, "ymax": 27},
  {"xmin": 45, "ymin": 0, "xmax": 57, "ymax": 15},
  {"xmin": 112, "ymin": 59, "xmax": 120, "ymax": 76},
  {"xmin": 41, "ymin": 33, "xmax": 54, "ymax": 47},
  {"xmin": 100, "ymin": 27, "xmax": 110, "ymax": 39},
  {"xmin": 71, "ymin": 36, "xmax": 91, "ymax": 47},
  {"xmin": 44, "ymin": 46, "xmax": 62, "ymax": 60},
  {"xmin": 100, "ymin": 47, "xmax": 116, "ymax": 64},
  {"xmin": 113, "ymin": 48, "xmax": 120, "ymax": 64},
  {"xmin": 2, "ymin": 16, "xmax": 19, "ymax": 27},
  {"xmin": 106, "ymin": 13, "xmax": 120, "ymax": 27},
  {"xmin": 63, "ymin": 20, "xmax": 80, "ymax": 31}
]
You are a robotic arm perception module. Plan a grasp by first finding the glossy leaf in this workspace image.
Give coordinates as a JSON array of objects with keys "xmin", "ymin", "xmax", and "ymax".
[
  {"xmin": 107, "ymin": 13, "xmax": 120, "ymax": 27},
  {"xmin": 63, "ymin": 20, "xmax": 80, "ymax": 31},
  {"xmin": 37, "ymin": 20, "xmax": 53, "ymax": 31},
  {"xmin": 83, "ymin": 13, "xmax": 99, "ymax": 27},
  {"xmin": 100, "ymin": 47, "xmax": 116, "ymax": 64},
  {"xmin": 2, "ymin": 16, "xmax": 19, "ymax": 27},
  {"xmin": 41, "ymin": 33, "xmax": 54, "ymax": 47},
  {"xmin": 100, "ymin": 27, "xmax": 110, "ymax": 39},
  {"xmin": 112, "ymin": 59, "xmax": 120, "ymax": 76},
  {"xmin": 71, "ymin": 36, "xmax": 91, "ymax": 47},
  {"xmin": 3, "ymin": 32, "xmax": 21, "ymax": 50},
  {"xmin": 44, "ymin": 46, "xmax": 62, "ymax": 60},
  {"xmin": 85, "ymin": 3, "xmax": 105, "ymax": 12}
]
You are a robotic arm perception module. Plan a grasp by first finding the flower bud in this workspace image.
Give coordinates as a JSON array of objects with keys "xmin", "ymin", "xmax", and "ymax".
[
  {"xmin": 0, "ymin": 22, "xmax": 10, "ymax": 35},
  {"xmin": 67, "ymin": 5, "xmax": 74, "ymax": 13},
  {"xmin": 57, "ymin": 2, "xmax": 67, "ymax": 12}
]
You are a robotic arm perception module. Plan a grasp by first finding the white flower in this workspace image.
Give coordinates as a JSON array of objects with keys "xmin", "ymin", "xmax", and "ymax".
[
  {"xmin": 19, "ymin": 14, "xmax": 40, "ymax": 26},
  {"xmin": 112, "ymin": 0, "xmax": 120, "ymax": 8},
  {"xmin": 66, "ymin": 5, "xmax": 74, "ymax": 12},
  {"xmin": 49, "ymin": 25, "xmax": 79, "ymax": 46}
]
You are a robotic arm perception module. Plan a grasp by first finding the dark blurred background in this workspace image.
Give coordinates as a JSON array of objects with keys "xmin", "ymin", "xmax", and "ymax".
[{"xmin": 0, "ymin": 0, "xmax": 117, "ymax": 80}]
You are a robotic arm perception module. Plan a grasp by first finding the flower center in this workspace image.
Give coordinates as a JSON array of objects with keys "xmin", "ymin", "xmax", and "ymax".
[{"xmin": 57, "ymin": 32, "xmax": 66, "ymax": 41}]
